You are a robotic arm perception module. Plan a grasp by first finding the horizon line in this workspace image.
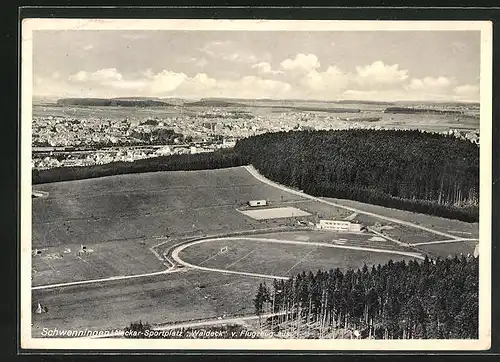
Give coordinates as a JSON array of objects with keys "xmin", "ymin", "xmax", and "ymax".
[{"xmin": 32, "ymin": 95, "xmax": 480, "ymax": 105}]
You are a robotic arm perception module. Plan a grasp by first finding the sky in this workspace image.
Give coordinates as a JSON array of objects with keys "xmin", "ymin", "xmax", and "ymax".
[{"xmin": 32, "ymin": 30, "xmax": 481, "ymax": 102}]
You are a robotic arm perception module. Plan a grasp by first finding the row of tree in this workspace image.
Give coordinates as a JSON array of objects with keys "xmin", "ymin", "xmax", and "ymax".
[
  {"xmin": 32, "ymin": 149, "xmax": 246, "ymax": 184},
  {"xmin": 234, "ymin": 129, "xmax": 479, "ymax": 222},
  {"xmin": 254, "ymin": 255, "xmax": 478, "ymax": 339}
]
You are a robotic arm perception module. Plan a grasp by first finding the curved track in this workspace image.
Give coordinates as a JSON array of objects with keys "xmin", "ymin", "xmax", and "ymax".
[{"xmin": 171, "ymin": 236, "xmax": 425, "ymax": 280}]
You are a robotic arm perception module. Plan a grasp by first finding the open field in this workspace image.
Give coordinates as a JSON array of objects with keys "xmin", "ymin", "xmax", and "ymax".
[
  {"xmin": 412, "ymin": 241, "xmax": 478, "ymax": 259},
  {"xmin": 177, "ymin": 235, "xmax": 422, "ymax": 278},
  {"xmin": 32, "ymin": 167, "xmax": 313, "ymax": 248},
  {"xmin": 32, "ymin": 269, "xmax": 267, "ymax": 337},
  {"xmin": 32, "ymin": 239, "xmax": 166, "ymax": 287}
]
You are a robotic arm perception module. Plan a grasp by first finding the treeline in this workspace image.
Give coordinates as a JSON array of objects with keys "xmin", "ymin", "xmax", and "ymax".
[
  {"xmin": 254, "ymin": 255, "xmax": 478, "ymax": 339},
  {"xmin": 32, "ymin": 149, "xmax": 246, "ymax": 184},
  {"xmin": 234, "ymin": 129, "xmax": 479, "ymax": 222},
  {"xmin": 384, "ymin": 107, "xmax": 466, "ymax": 115},
  {"xmin": 130, "ymin": 128, "xmax": 185, "ymax": 145},
  {"xmin": 57, "ymin": 98, "xmax": 173, "ymax": 107}
]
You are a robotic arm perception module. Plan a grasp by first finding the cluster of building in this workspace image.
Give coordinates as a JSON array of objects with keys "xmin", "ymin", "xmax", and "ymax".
[
  {"xmin": 445, "ymin": 129, "xmax": 480, "ymax": 144},
  {"xmin": 246, "ymin": 199, "xmax": 363, "ymax": 232},
  {"xmin": 32, "ymin": 116, "xmax": 134, "ymax": 147},
  {"xmin": 32, "ymin": 140, "xmax": 236, "ymax": 169},
  {"xmin": 32, "ymin": 107, "xmax": 480, "ymax": 170}
]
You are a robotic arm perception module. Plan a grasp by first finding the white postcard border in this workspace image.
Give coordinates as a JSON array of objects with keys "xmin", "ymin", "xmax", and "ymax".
[{"xmin": 20, "ymin": 18, "xmax": 493, "ymax": 351}]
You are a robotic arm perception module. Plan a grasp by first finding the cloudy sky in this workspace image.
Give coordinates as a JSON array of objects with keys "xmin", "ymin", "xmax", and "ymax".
[{"xmin": 32, "ymin": 30, "xmax": 480, "ymax": 102}]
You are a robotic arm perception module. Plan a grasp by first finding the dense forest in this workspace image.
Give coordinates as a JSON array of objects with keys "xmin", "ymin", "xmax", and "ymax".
[
  {"xmin": 234, "ymin": 130, "xmax": 479, "ymax": 222},
  {"xmin": 254, "ymin": 255, "xmax": 479, "ymax": 339},
  {"xmin": 32, "ymin": 149, "xmax": 245, "ymax": 184}
]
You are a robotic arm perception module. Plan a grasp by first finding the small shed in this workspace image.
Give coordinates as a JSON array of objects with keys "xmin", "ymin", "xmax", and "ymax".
[{"xmin": 248, "ymin": 200, "xmax": 267, "ymax": 207}]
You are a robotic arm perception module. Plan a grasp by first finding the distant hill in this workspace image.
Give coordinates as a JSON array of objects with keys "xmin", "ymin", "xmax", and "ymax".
[
  {"xmin": 336, "ymin": 100, "xmax": 396, "ymax": 106},
  {"xmin": 57, "ymin": 98, "xmax": 174, "ymax": 107},
  {"xmin": 384, "ymin": 107, "xmax": 468, "ymax": 116},
  {"xmin": 183, "ymin": 99, "xmax": 248, "ymax": 107}
]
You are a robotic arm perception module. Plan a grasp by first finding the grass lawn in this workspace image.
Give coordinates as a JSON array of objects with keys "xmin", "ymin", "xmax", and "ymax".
[
  {"xmin": 178, "ymin": 236, "xmax": 419, "ymax": 278},
  {"xmin": 32, "ymin": 239, "xmax": 165, "ymax": 286},
  {"xmin": 412, "ymin": 241, "xmax": 478, "ymax": 259},
  {"xmin": 32, "ymin": 269, "xmax": 268, "ymax": 337},
  {"xmin": 32, "ymin": 167, "xmax": 311, "ymax": 248}
]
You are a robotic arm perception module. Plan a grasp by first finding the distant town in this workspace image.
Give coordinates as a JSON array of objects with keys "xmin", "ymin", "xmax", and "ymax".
[{"xmin": 32, "ymin": 102, "xmax": 480, "ymax": 170}]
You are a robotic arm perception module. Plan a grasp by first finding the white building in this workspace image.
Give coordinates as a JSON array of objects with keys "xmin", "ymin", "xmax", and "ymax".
[
  {"xmin": 248, "ymin": 200, "xmax": 267, "ymax": 207},
  {"xmin": 317, "ymin": 219, "xmax": 362, "ymax": 232},
  {"xmin": 156, "ymin": 146, "xmax": 172, "ymax": 156}
]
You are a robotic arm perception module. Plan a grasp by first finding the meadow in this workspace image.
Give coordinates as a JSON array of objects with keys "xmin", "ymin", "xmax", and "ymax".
[
  {"xmin": 413, "ymin": 241, "xmax": 478, "ymax": 259},
  {"xmin": 32, "ymin": 269, "xmax": 267, "ymax": 337},
  {"xmin": 32, "ymin": 167, "xmax": 310, "ymax": 248}
]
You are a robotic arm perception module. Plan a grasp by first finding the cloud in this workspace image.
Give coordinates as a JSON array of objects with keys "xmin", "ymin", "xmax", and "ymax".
[
  {"xmin": 90, "ymin": 68, "xmax": 123, "ymax": 82},
  {"xmin": 146, "ymin": 70, "xmax": 189, "ymax": 93},
  {"xmin": 195, "ymin": 58, "xmax": 208, "ymax": 68},
  {"xmin": 38, "ymin": 53, "xmax": 477, "ymax": 102},
  {"xmin": 68, "ymin": 68, "xmax": 123, "ymax": 83},
  {"xmin": 280, "ymin": 53, "xmax": 320, "ymax": 74},
  {"xmin": 184, "ymin": 57, "xmax": 208, "ymax": 68},
  {"xmin": 68, "ymin": 70, "xmax": 88, "ymax": 82},
  {"xmin": 353, "ymin": 61, "xmax": 409, "ymax": 89},
  {"xmin": 83, "ymin": 44, "xmax": 94, "ymax": 51},
  {"xmin": 58, "ymin": 66, "xmax": 291, "ymax": 99},
  {"xmin": 251, "ymin": 61, "xmax": 284, "ymax": 75},
  {"xmin": 224, "ymin": 53, "xmax": 258, "ymax": 63},
  {"xmin": 279, "ymin": 54, "xmax": 350, "ymax": 98},
  {"xmin": 199, "ymin": 40, "xmax": 263, "ymax": 64},
  {"xmin": 301, "ymin": 66, "xmax": 349, "ymax": 97},
  {"xmin": 408, "ymin": 76, "xmax": 453, "ymax": 91},
  {"xmin": 453, "ymin": 84, "xmax": 479, "ymax": 101},
  {"xmin": 199, "ymin": 40, "xmax": 232, "ymax": 56}
]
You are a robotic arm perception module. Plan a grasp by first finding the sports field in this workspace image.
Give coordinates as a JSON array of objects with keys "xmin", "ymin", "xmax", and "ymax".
[
  {"xmin": 176, "ymin": 233, "xmax": 422, "ymax": 278},
  {"xmin": 238, "ymin": 206, "xmax": 311, "ymax": 220}
]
